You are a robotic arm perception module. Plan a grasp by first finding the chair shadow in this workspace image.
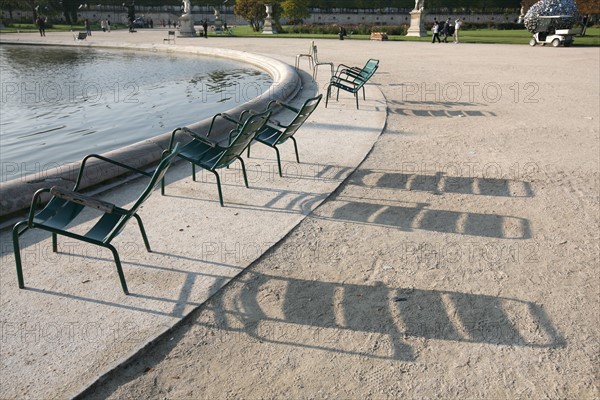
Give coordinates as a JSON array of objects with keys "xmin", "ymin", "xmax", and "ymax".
[
  {"xmin": 348, "ymin": 169, "xmax": 535, "ymax": 198},
  {"xmin": 316, "ymin": 196, "xmax": 531, "ymax": 239},
  {"xmin": 207, "ymin": 273, "xmax": 566, "ymax": 360},
  {"xmin": 79, "ymin": 271, "xmax": 566, "ymax": 399}
]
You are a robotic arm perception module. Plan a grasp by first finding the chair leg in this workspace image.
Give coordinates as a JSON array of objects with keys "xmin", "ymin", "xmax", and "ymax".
[
  {"xmin": 13, "ymin": 221, "xmax": 29, "ymax": 289},
  {"xmin": 247, "ymin": 142, "xmax": 252, "ymax": 158},
  {"xmin": 336, "ymin": 87, "xmax": 340, "ymax": 101},
  {"xmin": 106, "ymin": 243, "xmax": 129, "ymax": 294},
  {"xmin": 362, "ymin": 86, "xmax": 366, "ymax": 100},
  {"xmin": 273, "ymin": 147, "xmax": 283, "ymax": 177},
  {"xmin": 236, "ymin": 156, "xmax": 249, "ymax": 187},
  {"xmin": 325, "ymin": 85, "xmax": 331, "ymax": 108},
  {"xmin": 290, "ymin": 137, "xmax": 301, "ymax": 163},
  {"xmin": 355, "ymin": 92, "xmax": 359, "ymax": 109},
  {"xmin": 210, "ymin": 170, "xmax": 224, "ymax": 207},
  {"xmin": 192, "ymin": 163, "xmax": 196, "ymax": 182},
  {"xmin": 161, "ymin": 177, "xmax": 166, "ymax": 195},
  {"xmin": 52, "ymin": 233, "xmax": 58, "ymax": 252},
  {"xmin": 132, "ymin": 213, "xmax": 151, "ymax": 252}
]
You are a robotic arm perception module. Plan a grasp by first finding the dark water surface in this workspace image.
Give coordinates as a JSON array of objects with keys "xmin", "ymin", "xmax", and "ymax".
[{"xmin": 0, "ymin": 45, "xmax": 272, "ymax": 182}]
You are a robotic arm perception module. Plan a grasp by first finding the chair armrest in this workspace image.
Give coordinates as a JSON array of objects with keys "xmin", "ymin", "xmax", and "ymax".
[
  {"xmin": 331, "ymin": 75, "xmax": 361, "ymax": 87},
  {"xmin": 340, "ymin": 67, "xmax": 363, "ymax": 79},
  {"xmin": 334, "ymin": 63, "xmax": 354, "ymax": 76},
  {"xmin": 74, "ymin": 154, "xmax": 150, "ymax": 191},
  {"xmin": 240, "ymin": 106, "xmax": 283, "ymax": 127},
  {"xmin": 27, "ymin": 188, "xmax": 52, "ymax": 227},
  {"xmin": 50, "ymin": 187, "xmax": 116, "ymax": 213},
  {"xmin": 181, "ymin": 127, "xmax": 218, "ymax": 148},
  {"xmin": 274, "ymin": 101, "xmax": 300, "ymax": 114},
  {"xmin": 206, "ymin": 113, "xmax": 243, "ymax": 137}
]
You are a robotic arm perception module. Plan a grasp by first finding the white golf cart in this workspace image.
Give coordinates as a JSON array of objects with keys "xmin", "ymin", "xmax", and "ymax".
[{"xmin": 529, "ymin": 15, "xmax": 576, "ymax": 47}]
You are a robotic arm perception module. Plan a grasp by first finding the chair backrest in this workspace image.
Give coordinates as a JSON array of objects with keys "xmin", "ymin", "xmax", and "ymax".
[
  {"xmin": 107, "ymin": 143, "xmax": 181, "ymax": 241},
  {"xmin": 168, "ymin": 30, "xmax": 175, "ymax": 36},
  {"xmin": 356, "ymin": 59, "xmax": 379, "ymax": 81},
  {"xmin": 277, "ymin": 94, "xmax": 323, "ymax": 144},
  {"xmin": 312, "ymin": 45, "xmax": 326, "ymax": 63},
  {"xmin": 215, "ymin": 110, "xmax": 271, "ymax": 168},
  {"xmin": 349, "ymin": 60, "xmax": 379, "ymax": 91}
]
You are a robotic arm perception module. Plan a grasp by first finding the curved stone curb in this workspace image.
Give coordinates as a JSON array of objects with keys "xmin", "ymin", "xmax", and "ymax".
[{"xmin": 0, "ymin": 42, "xmax": 301, "ymax": 218}]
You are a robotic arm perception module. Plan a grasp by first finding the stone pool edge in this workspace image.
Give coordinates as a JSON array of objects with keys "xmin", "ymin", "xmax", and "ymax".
[{"xmin": 0, "ymin": 42, "xmax": 301, "ymax": 219}]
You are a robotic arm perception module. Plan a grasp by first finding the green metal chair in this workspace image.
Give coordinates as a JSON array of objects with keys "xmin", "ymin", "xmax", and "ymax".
[
  {"xmin": 246, "ymin": 94, "xmax": 323, "ymax": 177},
  {"xmin": 12, "ymin": 144, "xmax": 181, "ymax": 295},
  {"xmin": 325, "ymin": 59, "xmax": 379, "ymax": 109},
  {"xmin": 163, "ymin": 110, "xmax": 271, "ymax": 206}
]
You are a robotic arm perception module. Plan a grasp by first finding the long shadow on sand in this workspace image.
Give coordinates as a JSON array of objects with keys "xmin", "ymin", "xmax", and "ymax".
[
  {"xmin": 204, "ymin": 272, "xmax": 566, "ymax": 361},
  {"xmin": 349, "ymin": 169, "xmax": 534, "ymax": 198},
  {"xmin": 77, "ymin": 271, "xmax": 565, "ymax": 399}
]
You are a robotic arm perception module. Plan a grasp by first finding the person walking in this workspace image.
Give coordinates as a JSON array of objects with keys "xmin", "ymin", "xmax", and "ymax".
[
  {"xmin": 442, "ymin": 18, "xmax": 451, "ymax": 42},
  {"xmin": 454, "ymin": 18, "xmax": 462, "ymax": 43},
  {"xmin": 431, "ymin": 21, "xmax": 441, "ymax": 43},
  {"xmin": 36, "ymin": 16, "xmax": 46, "ymax": 36}
]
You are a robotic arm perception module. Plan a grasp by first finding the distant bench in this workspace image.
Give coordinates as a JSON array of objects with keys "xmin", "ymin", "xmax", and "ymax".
[
  {"xmin": 370, "ymin": 32, "xmax": 388, "ymax": 41},
  {"xmin": 74, "ymin": 32, "xmax": 87, "ymax": 40}
]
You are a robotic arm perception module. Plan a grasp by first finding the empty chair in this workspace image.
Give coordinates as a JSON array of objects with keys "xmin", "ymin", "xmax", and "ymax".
[
  {"xmin": 163, "ymin": 30, "xmax": 176, "ymax": 44},
  {"xmin": 247, "ymin": 94, "xmax": 323, "ymax": 177},
  {"xmin": 163, "ymin": 110, "xmax": 271, "ymax": 206},
  {"xmin": 295, "ymin": 40, "xmax": 314, "ymax": 71},
  {"xmin": 326, "ymin": 58, "xmax": 379, "ymax": 109},
  {"xmin": 12, "ymin": 144, "xmax": 181, "ymax": 294},
  {"xmin": 312, "ymin": 44, "xmax": 335, "ymax": 80}
]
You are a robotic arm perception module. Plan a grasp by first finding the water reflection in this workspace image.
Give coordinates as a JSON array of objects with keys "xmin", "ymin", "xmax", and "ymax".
[{"xmin": 0, "ymin": 45, "xmax": 272, "ymax": 182}]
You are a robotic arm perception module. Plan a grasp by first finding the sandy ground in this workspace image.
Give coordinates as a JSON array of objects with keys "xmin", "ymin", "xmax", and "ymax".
[
  {"xmin": 81, "ymin": 38, "xmax": 599, "ymax": 399},
  {"xmin": 3, "ymin": 32, "xmax": 600, "ymax": 398}
]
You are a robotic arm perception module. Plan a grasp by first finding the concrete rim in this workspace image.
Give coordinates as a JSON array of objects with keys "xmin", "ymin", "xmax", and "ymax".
[{"xmin": 0, "ymin": 41, "xmax": 302, "ymax": 219}]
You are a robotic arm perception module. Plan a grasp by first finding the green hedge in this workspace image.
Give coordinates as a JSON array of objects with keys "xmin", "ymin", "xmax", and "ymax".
[{"xmin": 285, "ymin": 23, "xmax": 408, "ymax": 35}]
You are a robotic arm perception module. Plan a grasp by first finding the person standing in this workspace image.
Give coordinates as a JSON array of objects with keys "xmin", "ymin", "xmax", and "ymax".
[
  {"xmin": 431, "ymin": 21, "xmax": 441, "ymax": 43},
  {"xmin": 84, "ymin": 18, "xmax": 92, "ymax": 36},
  {"xmin": 202, "ymin": 20, "xmax": 208, "ymax": 38},
  {"xmin": 107, "ymin": 19, "xmax": 111, "ymax": 32},
  {"xmin": 339, "ymin": 26, "xmax": 347, "ymax": 40},
  {"xmin": 36, "ymin": 16, "xmax": 46, "ymax": 36},
  {"xmin": 100, "ymin": 19, "xmax": 106, "ymax": 32},
  {"xmin": 442, "ymin": 18, "xmax": 450, "ymax": 42},
  {"xmin": 454, "ymin": 18, "xmax": 462, "ymax": 43}
]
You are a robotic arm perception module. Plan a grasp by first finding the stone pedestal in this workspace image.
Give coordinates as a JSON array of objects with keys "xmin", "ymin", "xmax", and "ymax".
[
  {"xmin": 178, "ymin": 14, "xmax": 196, "ymax": 37},
  {"xmin": 213, "ymin": 7, "xmax": 223, "ymax": 33},
  {"xmin": 406, "ymin": 10, "xmax": 427, "ymax": 37},
  {"xmin": 262, "ymin": 4, "xmax": 276, "ymax": 34}
]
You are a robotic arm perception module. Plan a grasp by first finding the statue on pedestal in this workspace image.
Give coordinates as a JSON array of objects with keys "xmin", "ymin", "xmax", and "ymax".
[
  {"xmin": 406, "ymin": 0, "xmax": 427, "ymax": 36},
  {"xmin": 213, "ymin": 6, "xmax": 223, "ymax": 32},
  {"xmin": 262, "ymin": 3, "xmax": 276, "ymax": 34},
  {"xmin": 178, "ymin": 0, "xmax": 195, "ymax": 36}
]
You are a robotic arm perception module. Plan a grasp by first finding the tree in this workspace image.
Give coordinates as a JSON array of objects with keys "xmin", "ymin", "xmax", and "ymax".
[
  {"xmin": 234, "ymin": 0, "xmax": 266, "ymax": 31},
  {"xmin": 576, "ymin": 0, "xmax": 599, "ymax": 15},
  {"xmin": 233, "ymin": 0, "xmax": 283, "ymax": 32},
  {"xmin": 281, "ymin": 0, "xmax": 310, "ymax": 22},
  {"xmin": 0, "ymin": 0, "xmax": 20, "ymax": 20}
]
